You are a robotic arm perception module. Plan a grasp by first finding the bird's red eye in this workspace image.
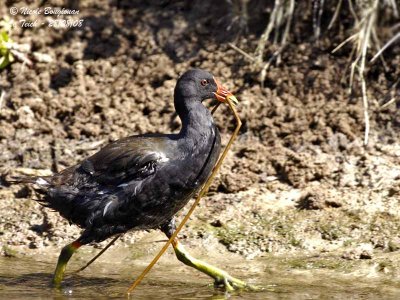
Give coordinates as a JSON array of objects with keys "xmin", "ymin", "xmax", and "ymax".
[{"xmin": 201, "ymin": 79, "xmax": 208, "ymax": 86}]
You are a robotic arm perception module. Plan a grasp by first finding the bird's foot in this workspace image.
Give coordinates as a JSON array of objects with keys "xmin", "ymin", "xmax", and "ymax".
[
  {"xmin": 212, "ymin": 271, "xmax": 262, "ymax": 292},
  {"xmin": 171, "ymin": 239, "xmax": 262, "ymax": 293}
]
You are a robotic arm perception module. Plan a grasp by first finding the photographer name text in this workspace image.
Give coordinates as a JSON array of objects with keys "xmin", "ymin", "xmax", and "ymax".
[{"xmin": 9, "ymin": 6, "xmax": 84, "ymax": 28}]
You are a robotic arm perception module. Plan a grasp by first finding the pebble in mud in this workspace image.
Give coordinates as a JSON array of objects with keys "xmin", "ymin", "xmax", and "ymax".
[{"xmin": 342, "ymin": 244, "xmax": 374, "ymax": 260}]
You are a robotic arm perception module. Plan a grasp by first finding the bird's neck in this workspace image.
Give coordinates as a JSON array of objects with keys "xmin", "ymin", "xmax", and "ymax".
[{"xmin": 176, "ymin": 98, "xmax": 215, "ymax": 144}]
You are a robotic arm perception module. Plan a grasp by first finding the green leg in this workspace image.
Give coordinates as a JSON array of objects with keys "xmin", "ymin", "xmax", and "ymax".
[
  {"xmin": 52, "ymin": 240, "xmax": 81, "ymax": 287},
  {"xmin": 171, "ymin": 239, "xmax": 260, "ymax": 292}
]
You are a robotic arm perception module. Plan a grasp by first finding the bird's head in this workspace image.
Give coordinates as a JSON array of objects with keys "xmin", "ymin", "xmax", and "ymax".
[{"xmin": 175, "ymin": 69, "xmax": 238, "ymax": 106}]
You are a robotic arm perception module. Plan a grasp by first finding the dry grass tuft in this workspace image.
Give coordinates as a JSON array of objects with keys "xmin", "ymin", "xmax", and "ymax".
[
  {"xmin": 229, "ymin": 0, "xmax": 399, "ymax": 146},
  {"xmin": 332, "ymin": 0, "xmax": 398, "ymax": 145},
  {"xmin": 255, "ymin": 0, "xmax": 295, "ymax": 88}
]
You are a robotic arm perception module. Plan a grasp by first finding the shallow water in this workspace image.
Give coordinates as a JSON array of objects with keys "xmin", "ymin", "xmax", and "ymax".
[{"xmin": 1, "ymin": 254, "xmax": 400, "ymax": 299}]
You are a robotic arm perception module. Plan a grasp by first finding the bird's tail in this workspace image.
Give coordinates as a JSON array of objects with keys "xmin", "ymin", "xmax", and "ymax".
[
  {"xmin": 6, "ymin": 175, "xmax": 51, "ymax": 204},
  {"xmin": 7, "ymin": 175, "xmax": 50, "ymax": 187},
  {"xmin": 4, "ymin": 168, "xmax": 52, "ymax": 187},
  {"xmin": 7, "ymin": 175, "xmax": 39, "ymax": 184}
]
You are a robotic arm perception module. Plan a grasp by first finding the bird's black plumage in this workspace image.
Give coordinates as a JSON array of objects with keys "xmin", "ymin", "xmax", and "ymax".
[
  {"xmin": 10, "ymin": 69, "xmax": 256, "ymax": 291},
  {"xmin": 33, "ymin": 69, "xmax": 222, "ymax": 244}
]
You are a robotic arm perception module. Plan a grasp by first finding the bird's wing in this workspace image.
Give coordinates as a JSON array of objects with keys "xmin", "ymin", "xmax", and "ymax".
[
  {"xmin": 82, "ymin": 136, "xmax": 170, "ymax": 186},
  {"xmin": 53, "ymin": 136, "xmax": 170, "ymax": 187}
]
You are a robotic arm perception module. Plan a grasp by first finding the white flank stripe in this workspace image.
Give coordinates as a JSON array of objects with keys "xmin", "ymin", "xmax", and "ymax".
[
  {"xmin": 157, "ymin": 152, "xmax": 169, "ymax": 162},
  {"xmin": 36, "ymin": 178, "xmax": 49, "ymax": 186},
  {"xmin": 103, "ymin": 201, "xmax": 113, "ymax": 217}
]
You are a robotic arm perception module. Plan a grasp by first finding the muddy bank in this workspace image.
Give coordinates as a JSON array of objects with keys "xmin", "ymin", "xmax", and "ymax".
[{"xmin": 0, "ymin": 0, "xmax": 400, "ymax": 285}]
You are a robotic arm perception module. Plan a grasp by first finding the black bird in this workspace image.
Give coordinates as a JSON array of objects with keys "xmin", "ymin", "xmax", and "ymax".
[{"xmin": 12, "ymin": 69, "xmax": 251, "ymax": 291}]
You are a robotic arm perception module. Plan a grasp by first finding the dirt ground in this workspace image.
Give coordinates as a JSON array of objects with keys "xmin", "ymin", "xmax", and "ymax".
[{"xmin": 1, "ymin": 0, "xmax": 400, "ymax": 279}]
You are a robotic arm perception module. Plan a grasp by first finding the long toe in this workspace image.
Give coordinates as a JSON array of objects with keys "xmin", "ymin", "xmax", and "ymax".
[
  {"xmin": 170, "ymin": 238, "xmax": 262, "ymax": 293},
  {"xmin": 213, "ymin": 274, "xmax": 262, "ymax": 292}
]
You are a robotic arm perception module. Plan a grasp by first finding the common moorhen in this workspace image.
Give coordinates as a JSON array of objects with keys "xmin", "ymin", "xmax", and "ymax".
[{"xmin": 12, "ymin": 69, "xmax": 252, "ymax": 291}]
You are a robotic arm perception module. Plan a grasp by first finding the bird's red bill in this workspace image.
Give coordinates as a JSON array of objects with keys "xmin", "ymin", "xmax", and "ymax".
[{"xmin": 213, "ymin": 77, "xmax": 234, "ymax": 103}]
